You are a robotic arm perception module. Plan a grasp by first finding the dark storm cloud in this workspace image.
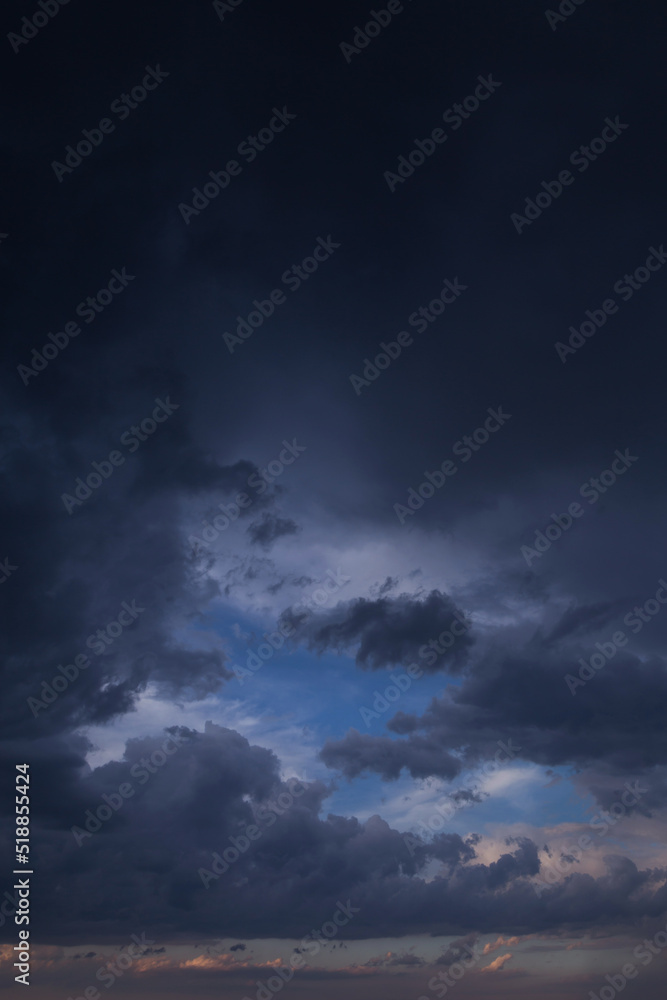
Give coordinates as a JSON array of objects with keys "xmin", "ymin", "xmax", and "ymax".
[
  {"xmin": 3, "ymin": 0, "xmax": 667, "ymax": 971},
  {"xmin": 0, "ymin": 470, "xmax": 228, "ymax": 740},
  {"xmin": 286, "ymin": 589, "xmax": 474, "ymax": 672},
  {"xmin": 545, "ymin": 601, "xmax": 625, "ymax": 644},
  {"xmin": 435, "ymin": 932, "xmax": 480, "ymax": 966},
  {"xmin": 430, "ymin": 832, "xmax": 478, "ymax": 868},
  {"xmin": 3, "ymin": 720, "xmax": 666, "ymax": 946},
  {"xmin": 319, "ymin": 614, "xmax": 667, "ymax": 793},
  {"xmin": 320, "ymin": 729, "xmax": 464, "ymax": 781},
  {"xmin": 246, "ymin": 511, "xmax": 300, "ymax": 549},
  {"xmin": 0, "ymin": 347, "xmax": 298, "ymax": 742}
]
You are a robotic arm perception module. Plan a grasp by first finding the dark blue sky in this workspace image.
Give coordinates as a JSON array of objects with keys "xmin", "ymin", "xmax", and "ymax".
[{"xmin": 2, "ymin": 1, "xmax": 667, "ymax": 997}]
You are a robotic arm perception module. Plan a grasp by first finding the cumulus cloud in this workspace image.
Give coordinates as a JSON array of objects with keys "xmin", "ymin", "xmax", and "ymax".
[
  {"xmin": 3, "ymin": 5, "xmax": 667, "ymax": 980},
  {"xmin": 2, "ymin": 720, "xmax": 665, "ymax": 945},
  {"xmin": 286, "ymin": 589, "xmax": 474, "ymax": 672},
  {"xmin": 319, "ymin": 616, "xmax": 667, "ymax": 795}
]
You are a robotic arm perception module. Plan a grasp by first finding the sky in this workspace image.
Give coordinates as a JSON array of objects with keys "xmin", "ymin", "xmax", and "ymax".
[{"xmin": 2, "ymin": 0, "xmax": 667, "ymax": 998}]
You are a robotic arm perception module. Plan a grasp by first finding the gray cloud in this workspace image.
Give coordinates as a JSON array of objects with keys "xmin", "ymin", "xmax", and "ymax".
[
  {"xmin": 1, "ymin": 721, "xmax": 665, "ymax": 946},
  {"xmin": 287, "ymin": 589, "xmax": 474, "ymax": 673},
  {"xmin": 246, "ymin": 511, "xmax": 300, "ymax": 549}
]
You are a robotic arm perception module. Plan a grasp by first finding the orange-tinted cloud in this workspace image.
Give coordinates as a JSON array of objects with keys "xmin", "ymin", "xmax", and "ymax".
[
  {"xmin": 482, "ymin": 935, "xmax": 522, "ymax": 955},
  {"xmin": 481, "ymin": 952, "xmax": 513, "ymax": 973}
]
